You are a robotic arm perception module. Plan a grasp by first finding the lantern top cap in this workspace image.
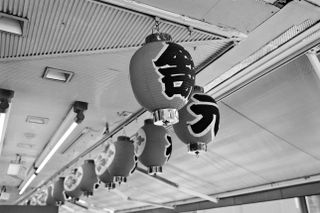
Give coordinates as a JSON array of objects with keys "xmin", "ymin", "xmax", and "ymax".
[
  {"xmin": 193, "ymin": 86, "xmax": 204, "ymax": 93},
  {"xmin": 84, "ymin": 159, "xmax": 94, "ymax": 164},
  {"xmin": 117, "ymin": 136, "xmax": 131, "ymax": 142},
  {"xmin": 144, "ymin": 119, "xmax": 154, "ymax": 125},
  {"xmin": 145, "ymin": 33, "xmax": 172, "ymax": 44}
]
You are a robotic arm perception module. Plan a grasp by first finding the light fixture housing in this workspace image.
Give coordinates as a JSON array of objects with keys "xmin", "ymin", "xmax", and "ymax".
[
  {"xmin": 0, "ymin": 12, "xmax": 28, "ymax": 36},
  {"xmin": 0, "ymin": 89, "xmax": 14, "ymax": 156},
  {"xmin": 19, "ymin": 101, "xmax": 88, "ymax": 195}
]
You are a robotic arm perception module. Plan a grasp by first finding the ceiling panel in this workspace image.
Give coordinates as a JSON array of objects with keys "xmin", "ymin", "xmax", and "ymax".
[{"xmin": 223, "ymin": 55, "xmax": 320, "ymax": 161}]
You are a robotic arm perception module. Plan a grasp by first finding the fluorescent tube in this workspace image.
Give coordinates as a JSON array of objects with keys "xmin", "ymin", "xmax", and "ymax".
[
  {"xmin": 0, "ymin": 113, "xmax": 6, "ymax": 154},
  {"xmin": 36, "ymin": 122, "xmax": 78, "ymax": 173},
  {"xmin": 19, "ymin": 173, "xmax": 37, "ymax": 195}
]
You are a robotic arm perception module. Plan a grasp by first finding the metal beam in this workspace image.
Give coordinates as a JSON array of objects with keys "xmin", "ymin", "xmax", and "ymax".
[
  {"xmin": 92, "ymin": 0, "xmax": 246, "ymax": 40},
  {"xmin": 298, "ymin": 197, "xmax": 309, "ymax": 213},
  {"xmin": 136, "ymin": 168, "xmax": 218, "ymax": 203},
  {"xmin": 119, "ymin": 181, "xmax": 320, "ymax": 213},
  {"xmin": 306, "ymin": 52, "xmax": 320, "ymax": 80}
]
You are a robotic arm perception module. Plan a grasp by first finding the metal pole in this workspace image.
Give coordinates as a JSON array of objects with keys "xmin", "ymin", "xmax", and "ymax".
[{"xmin": 306, "ymin": 52, "xmax": 320, "ymax": 80}]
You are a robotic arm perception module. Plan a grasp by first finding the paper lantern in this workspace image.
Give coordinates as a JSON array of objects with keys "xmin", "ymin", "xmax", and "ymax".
[
  {"xmin": 36, "ymin": 190, "xmax": 47, "ymax": 206},
  {"xmin": 50, "ymin": 177, "xmax": 66, "ymax": 205},
  {"xmin": 64, "ymin": 160, "xmax": 98, "ymax": 200},
  {"xmin": 45, "ymin": 186, "xmax": 55, "ymax": 206},
  {"xmin": 130, "ymin": 33, "xmax": 195, "ymax": 126},
  {"xmin": 64, "ymin": 169, "xmax": 83, "ymax": 201},
  {"xmin": 30, "ymin": 196, "xmax": 37, "ymax": 205},
  {"xmin": 78, "ymin": 160, "xmax": 98, "ymax": 196},
  {"xmin": 52, "ymin": 177, "xmax": 65, "ymax": 205},
  {"xmin": 133, "ymin": 119, "xmax": 172, "ymax": 174},
  {"xmin": 173, "ymin": 86, "xmax": 220, "ymax": 155},
  {"xmin": 107, "ymin": 136, "xmax": 136, "ymax": 184},
  {"xmin": 95, "ymin": 149, "xmax": 116, "ymax": 190}
]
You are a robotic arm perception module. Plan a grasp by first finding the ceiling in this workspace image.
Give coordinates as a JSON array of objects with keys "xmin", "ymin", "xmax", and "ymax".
[{"xmin": 1, "ymin": 0, "xmax": 320, "ymax": 212}]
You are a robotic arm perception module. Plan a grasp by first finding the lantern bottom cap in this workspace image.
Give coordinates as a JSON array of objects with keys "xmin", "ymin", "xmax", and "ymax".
[
  {"xmin": 153, "ymin": 108, "xmax": 179, "ymax": 126},
  {"xmin": 113, "ymin": 176, "xmax": 127, "ymax": 184},
  {"xmin": 187, "ymin": 142, "xmax": 207, "ymax": 155},
  {"xmin": 106, "ymin": 182, "xmax": 116, "ymax": 190},
  {"xmin": 148, "ymin": 166, "xmax": 163, "ymax": 175}
]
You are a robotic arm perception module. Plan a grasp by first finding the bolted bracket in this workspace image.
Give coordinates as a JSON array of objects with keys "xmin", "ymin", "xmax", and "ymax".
[
  {"xmin": 73, "ymin": 101, "xmax": 88, "ymax": 124},
  {"xmin": 0, "ymin": 89, "xmax": 14, "ymax": 113}
]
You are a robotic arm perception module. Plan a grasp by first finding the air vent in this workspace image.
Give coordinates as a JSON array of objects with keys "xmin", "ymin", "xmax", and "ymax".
[
  {"xmin": 17, "ymin": 143, "xmax": 34, "ymax": 149},
  {"xmin": 0, "ymin": 12, "xmax": 28, "ymax": 36},
  {"xmin": 42, "ymin": 67, "xmax": 74, "ymax": 83},
  {"xmin": 26, "ymin": 116, "xmax": 49, "ymax": 125}
]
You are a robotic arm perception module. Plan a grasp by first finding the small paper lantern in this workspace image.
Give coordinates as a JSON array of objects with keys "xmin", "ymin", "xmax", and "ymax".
[
  {"xmin": 95, "ymin": 149, "xmax": 116, "ymax": 190},
  {"xmin": 130, "ymin": 33, "xmax": 195, "ymax": 126},
  {"xmin": 78, "ymin": 160, "xmax": 98, "ymax": 196},
  {"xmin": 64, "ymin": 169, "xmax": 83, "ymax": 201},
  {"xmin": 52, "ymin": 177, "xmax": 65, "ymax": 205},
  {"xmin": 36, "ymin": 190, "xmax": 47, "ymax": 206},
  {"xmin": 133, "ymin": 119, "xmax": 172, "ymax": 174},
  {"xmin": 45, "ymin": 186, "xmax": 55, "ymax": 206},
  {"xmin": 107, "ymin": 136, "xmax": 136, "ymax": 184},
  {"xmin": 64, "ymin": 160, "xmax": 98, "ymax": 199},
  {"xmin": 30, "ymin": 196, "xmax": 38, "ymax": 205},
  {"xmin": 173, "ymin": 86, "xmax": 220, "ymax": 155}
]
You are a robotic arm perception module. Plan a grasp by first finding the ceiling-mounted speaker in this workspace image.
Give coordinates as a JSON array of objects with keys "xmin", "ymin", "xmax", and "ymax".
[
  {"xmin": 0, "ymin": 192, "xmax": 10, "ymax": 201},
  {"xmin": 7, "ymin": 163, "xmax": 26, "ymax": 179}
]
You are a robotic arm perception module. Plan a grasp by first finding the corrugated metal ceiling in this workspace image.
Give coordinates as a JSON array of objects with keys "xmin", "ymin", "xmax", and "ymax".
[{"xmin": 0, "ymin": 0, "xmax": 226, "ymax": 59}]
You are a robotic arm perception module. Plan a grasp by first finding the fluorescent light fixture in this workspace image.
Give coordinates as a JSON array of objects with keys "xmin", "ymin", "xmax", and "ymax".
[
  {"xmin": 36, "ymin": 122, "xmax": 78, "ymax": 173},
  {"xmin": 0, "ymin": 89, "xmax": 14, "ymax": 156},
  {"xmin": 19, "ymin": 173, "xmax": 37, "ymax": 195},
  {"xmin": 19, "ymin": 101, "xmax": 88, "ymax": 195},
  {"xmin": 0, "ymin": 12, "xmax": 28, "ymax": 36},
  {"xmin": 0, "ymin": 113, "xmax": 6, "ymax": 145}
]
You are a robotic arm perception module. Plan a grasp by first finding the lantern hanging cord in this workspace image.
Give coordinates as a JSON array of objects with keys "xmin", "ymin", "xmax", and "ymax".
[{"xmin": 152, "ymin": 17, "xmax": 161, "ymax": 34}]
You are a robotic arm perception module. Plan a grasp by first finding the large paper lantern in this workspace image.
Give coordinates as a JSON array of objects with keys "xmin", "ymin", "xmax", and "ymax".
[
  {"xmin": 64, "ymin": 160, "xmax": 98, "ymax": 200},
  {"xmin": 133, "ymin": 119, "xmax": 172, "ymax": 174},
  {"xmin": 107, "ymin": 136, "xmax": 136, "ymax": 184},
  {"xmin": 95, "ymin": 149, "xmax": 116, "ymax": 190},
  {"xmin": 173, "ymin": 86, "xmax": 220, "ymax": 155},
  {"xmin": 130, "ymin": 33, "xmax": 195, "ymax": 126},
  {"xmin": 52, "ymin": 177, "xmax": 66, "ymax": 205}
]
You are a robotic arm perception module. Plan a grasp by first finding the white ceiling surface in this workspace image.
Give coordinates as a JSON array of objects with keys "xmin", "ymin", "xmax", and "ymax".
[
  {"xmin": 134, "ymin": 0, "xmax": 279, "ymax": 33},
  {"xmin": 0, "ymin": 39, "xmax": 225, "ymax": 202},
  {"xmin": 58, "ymin": 54, "xmax": 320, "ymax": 213},
  {"xmin": 0, "ymin": 0, "xmax": 319, "ymax": 212},
  {"xmin": 0, "ymin": 0, "xmax": 233, "ymax": 204}
]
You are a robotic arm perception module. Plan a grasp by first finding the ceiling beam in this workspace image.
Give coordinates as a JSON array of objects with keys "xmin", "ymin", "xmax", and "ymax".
[{"xmin": 91, "ymin": 0, "xmax": 247, "ymax": 40}]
